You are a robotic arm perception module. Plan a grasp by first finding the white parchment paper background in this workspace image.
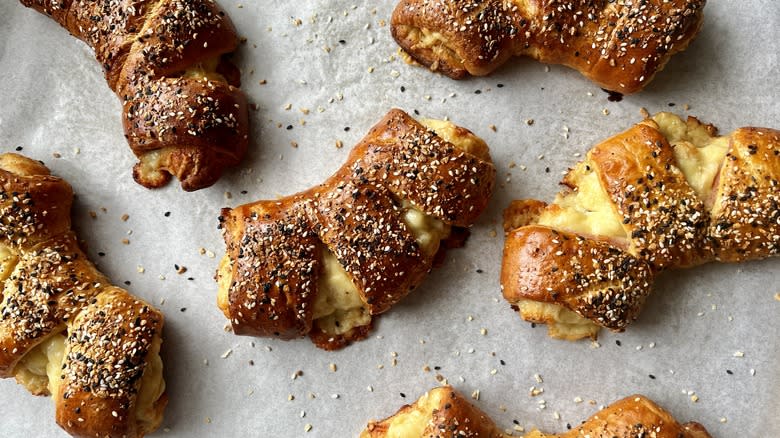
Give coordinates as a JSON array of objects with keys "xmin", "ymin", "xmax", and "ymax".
[{"xmin": 0, "ymin": 1, "xmax": 778, "ymax": 436}]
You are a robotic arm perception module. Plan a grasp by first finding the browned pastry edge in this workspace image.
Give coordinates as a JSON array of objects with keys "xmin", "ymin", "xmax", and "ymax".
[
  {"xmin": 361, "ymin": 386, "xmax": 712, "ymax": 438},
  {"xmin": 0, "ymin": 152, "xmax": 166, "ymax": 438},
  {"xmin": 391, "ymin": 0, "xmax": 706, "ymax": 94},
  {"xmin": 20, "ymin": 0, "xmax": 250, "ymax": 191},
  {"xmin": 218, "ymin": 109, "xmax": 496, "ymax": 349}
]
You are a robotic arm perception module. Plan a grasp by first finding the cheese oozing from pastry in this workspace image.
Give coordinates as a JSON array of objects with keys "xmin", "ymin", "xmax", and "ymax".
[
  {"xmin": 514, "ymin": 112, "xmax": 728, "ymax": 339},
  {"xmin": 0, "ymin": 244, "xmax": 17, "ymax": 282},
  {"xmin": 652, "ymin": 112, "xmax": 729, "ymax": 205},
  {"xmin": 183, "ymin": 56, "xmax": 227, "ymax": 82},
  {"xmin": 312, "ymin": 116, "xmax": 485, "ymax": 337},
  {"xmin": 381, "ymin": 387, "xmax": 447, "ymax": 437},
  {"xmin": 14, "ymin": 332, "xmax": 165, "ymax": 430}
]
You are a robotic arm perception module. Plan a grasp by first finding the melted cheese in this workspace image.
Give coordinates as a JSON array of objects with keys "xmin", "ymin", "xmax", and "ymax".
[
  {"xmin": 14, "ymin": 332, "xmax": 165, "ymax": 430},
  {"xmin": 539, "ymin": 166, "xmax": 626, "ymax": 239},
  {"xmin": 653, "ymin": 112, "xmax": 728, "ymax": 203},
  {"xmin": 0, "ymin": 244, "xmax": 18, "ymax": 283},
  {"xmin": 383, "ymin": 388, "xmax": 446, "ymax": 437},
  {"xmin": 516, "ymin": 299, "xmax": 600, "ymax": 341},
  {"xmin": 14, "ymin": 333, "xmax": 66, "ymax": 396},
  {"xmin": 183, "ymin": 56, "xmax": 226, "ymax": 82},
  {"xmin": 135, "ymin": 336, "xmax": 166, "ymax": 432},
  {"xmin": 136, "ymin": 148, "xmax": 172, "ymax": 182},
  {"xmin": 312, "ymin": 249, "xmax": 372, "ymax": 335}
]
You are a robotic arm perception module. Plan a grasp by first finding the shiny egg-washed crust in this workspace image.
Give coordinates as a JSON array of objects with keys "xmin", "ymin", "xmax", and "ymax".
[
  {"xmin": 0, "ymin": 153, "xmax": 166, "ymax": 438},
  {"xmin": 502, "ymin": 225, "xmax": 653, "ymax": 331},
  {"xmin": 20, "ymin": 0, "xmax": 249, "ymax": 191},
  {"xmin": 502, "ymin": 114, "xmax": 780, "ymax": 337},
  {"xmin": 361, "ymin": 386, "xmax": 711, "ymax": 438},
  {"xmin": 218, "ymin": 109, "xmax": 495, "ymax": 350},
  {"xmin": 391, "ymin": 0, "xmax": 705, "ymax": 94}
]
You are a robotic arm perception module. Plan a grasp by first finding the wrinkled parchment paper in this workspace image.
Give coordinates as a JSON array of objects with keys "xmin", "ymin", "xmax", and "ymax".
[{"xmin": 0, "ymin": 1, "xmax": 778, "ymax": 436}]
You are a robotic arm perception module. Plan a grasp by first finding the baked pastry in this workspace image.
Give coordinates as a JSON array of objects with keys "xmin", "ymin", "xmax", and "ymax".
[
  {"xmin": 217, "ymin": 109, "xmax": 496, "ymax": 349},
  {"xmin": 361, "ymin": 386, "xmax": 711, "ymax": 438},
  {"xmin": 20, "ymin": 0, "xmax": 249, "ymax": 191},
  {"xmin": 502, "ymin": 113, "xmax": 780, "ymax": 340},
  {"xmin": 391, "ymin": 0, "xmax": 706, "ymax": 94},
  {"xmin": 0, "ymin": 153, "xmax": 166, "ymax": 437}
]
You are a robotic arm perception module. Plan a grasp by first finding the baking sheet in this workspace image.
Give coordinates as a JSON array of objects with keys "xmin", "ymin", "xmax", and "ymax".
[{"xmin": 0, "ymin": 1, "xmax": 778, "ymax": 436}]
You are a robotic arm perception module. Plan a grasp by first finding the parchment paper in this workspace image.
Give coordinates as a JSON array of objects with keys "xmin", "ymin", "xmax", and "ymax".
[{"xmin": 0, "ymin": 1, "xmax": 778, "ymax": 437}]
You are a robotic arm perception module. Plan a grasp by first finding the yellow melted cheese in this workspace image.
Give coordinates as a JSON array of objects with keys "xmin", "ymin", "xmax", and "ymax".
[
  {"xmin": 183, "ymin": 56, "xmax": 227, "ymax": 82},
  {"xmin": 0, "ymin": 244, "xmax": 18, "ymax": 283},
  {"xmin": 515, "ymin": 299, "xmax": 601, "ymax": 341},
  {"xmin": 14, "ymin": 332, "xmax": 165, "ymax": 430},
  {"xmin": 312, "ymin": 249, "xmax": 372, "ymax": 336},
  {"xmin": 538, "ymin": 166, "xmax": 626, "ymax": 239},
  {"xmin": 653, "ymin": 112, "xmax": 728, "ymax": 204},
  {"xmin": 382, "ymin": 388, "xmax": 446, "ymax": 437}
]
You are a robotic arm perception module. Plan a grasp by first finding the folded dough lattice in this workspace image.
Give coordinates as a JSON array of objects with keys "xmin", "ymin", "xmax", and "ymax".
[
  {"xmin": 392, "ymin": 0, "xmax": 706, "ymax": 93},
  {"xmin": 502, "ymin": 113, "xmax": 780, "ymax": 340},
  {"xmin": 361, "ymin": 385, "xmax": 711, "ymax": 438},
  {"xmin": 217, "ymin": 109, "xmax": 496, "ymax": 350},
  {"xmin": 0, "ymin": 153, "xmax": 166, "ymax": 438},
  {"xmin": 20, "ymin": 0, "xmax": 249, "ymax": 191}
]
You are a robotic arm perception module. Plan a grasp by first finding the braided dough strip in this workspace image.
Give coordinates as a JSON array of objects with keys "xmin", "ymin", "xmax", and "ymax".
[
  {"xmin": 501, "ymin": 113, "xmax": 780, "ymax": 339},
  {"xmin": 20, "ymin": 0, "xmax": 249, "ymax": 191},
  {"xmin": 361, "ymin": 385, "xmax": 711, "ymax": 438},
  {"xmin": 217, "ymin": 109, "xmax": 496, "ymax": 350},
  {"xmin": 391, "ymin": 0, "xmax": 705, "ymax": 94},
  {"xmin": 0, "ymin": 153, "xmax": 166, "ymax": 438}
]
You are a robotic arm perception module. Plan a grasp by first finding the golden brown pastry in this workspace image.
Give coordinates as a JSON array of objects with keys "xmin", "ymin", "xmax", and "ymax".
[
  {"xmin": 361, "ymin": 386, "xmax": 711, "ymax": 438},
  {"xmin": 0, "ymin": 153, "xmax": 166, "ymax": 437},
  {"xmin": 502, "ymin": 113, "xmax": 780, "ymax": 340},
  {"xmin": 217, "ymin": 109, "xmax": 496, "ymax": 350},
  {"xmin": 391, "ymin": 0, "xmax": 706, "ymax": 94},
  {"xmin": 20, "ymin": 0, "xmax": 249, "ymax": 191}
]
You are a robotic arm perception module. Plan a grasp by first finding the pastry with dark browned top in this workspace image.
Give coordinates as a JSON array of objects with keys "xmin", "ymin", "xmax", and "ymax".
[
  {"xmin": 502, "ymin": 113, "xmax": 780, "ymax": 340},
  {"xmin": 217, "ymin": 109, "xmax": 496, "ymax": 350},
  {"xmin": 20, "ymin": 0, "xmax": 249, "ymax": 191},
  {"xmin": 0, "ymin": 153, "xmax": 166, "ymax": 438},
  {"xmin": 392, "ymin": 0, "xmax": 705, "ymax": 94}
]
